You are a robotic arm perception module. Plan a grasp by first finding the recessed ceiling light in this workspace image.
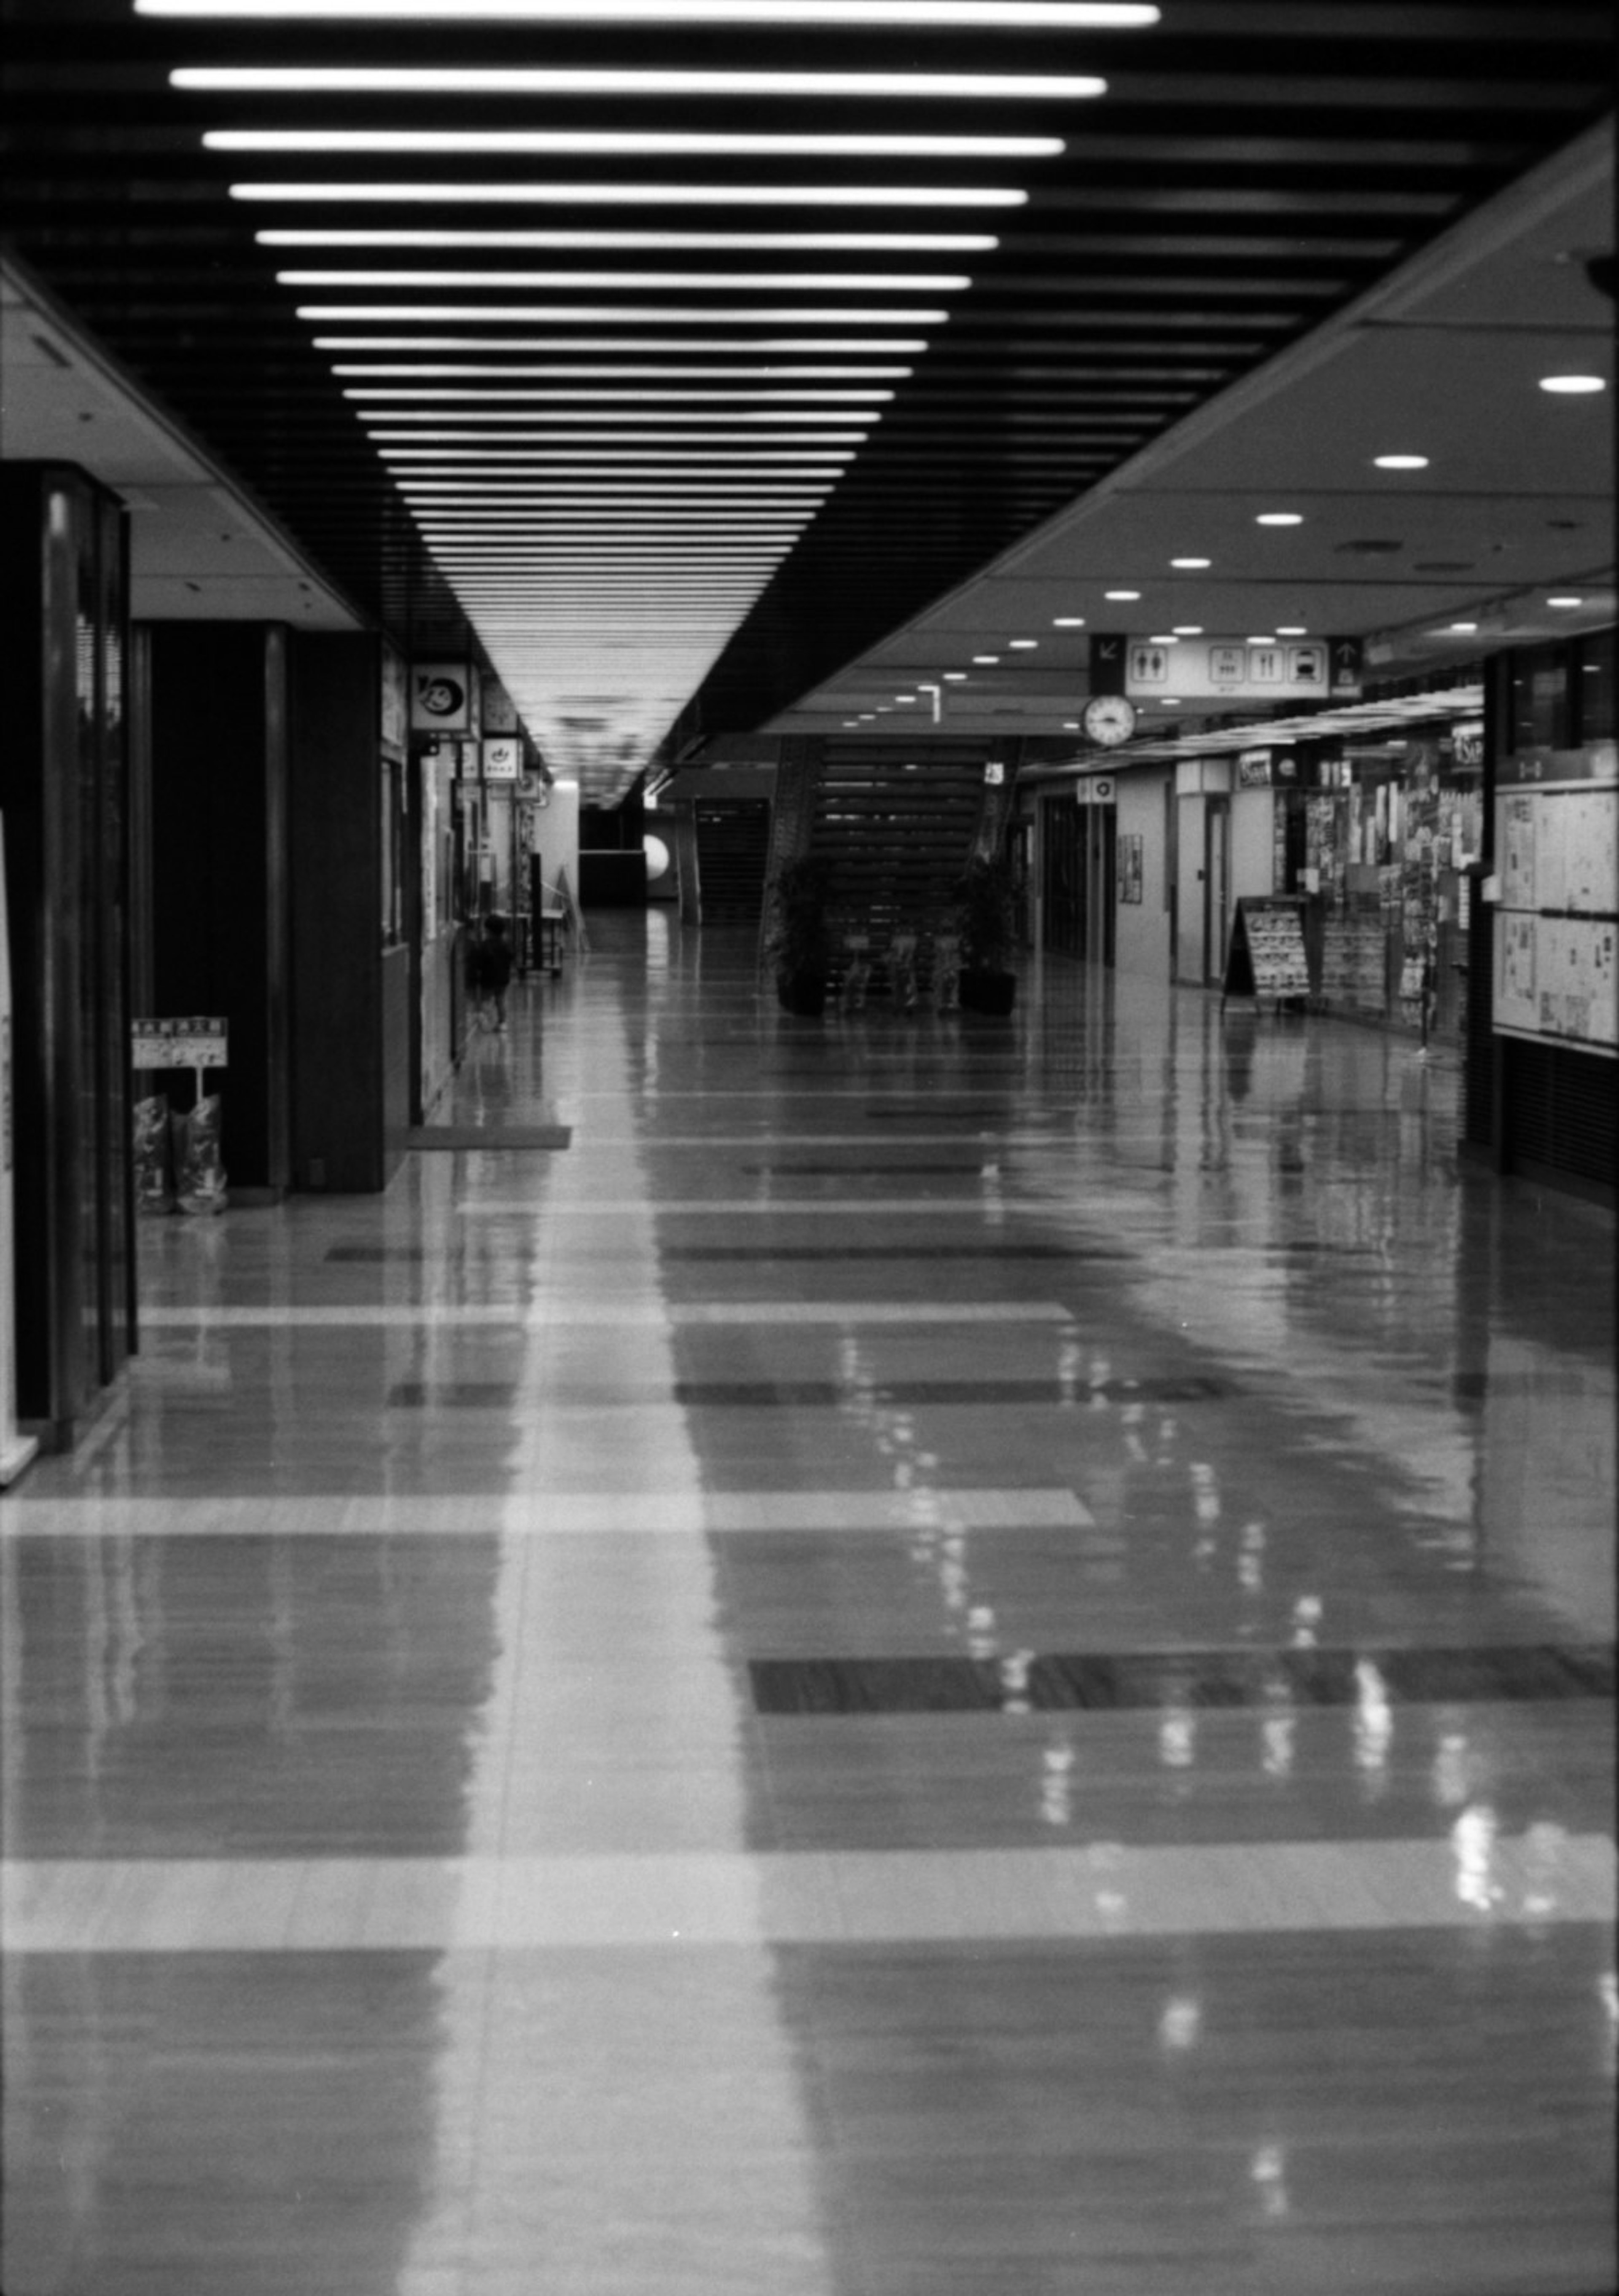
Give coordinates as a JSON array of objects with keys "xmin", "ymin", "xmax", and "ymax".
[
  {"xmin": 1169, "ymin": 556, "xmax": 1210, "ymax": 569},
  {"xmin": 1171, "ymin": 624, "xmax": 1202, "ymax": 636},
  {"xmin": 1373, "ymin": 454, "xmax": 1429, "ymax": 470},
  {"xmin": 1245, "ymin": 635, "xmax": 1276, "ymax": 645},
  {"xmin": 1008, "ymin": 638, "xmax": 1038, "ymax": 649},
  {"xmin": 208, "ymin": 129, "xmax": 1066, "ymax": 161},
  {"xmin": 1546, "ymin": 595, "xmax": 1584, "ymax": 608},
  {"xmin": 180, "ymin": 66, "xmax": 1108, "ymax": 103},
  {"xmin": 895, "ymin": 694, "xmax": 917, "ymax": 703},
  {"xmin": 1052, "ymin": 615, "xmax": 1085, "ymax": 626},
  {"xmin": 236, "ymin": 181, "xmax": 1027, "ymax": 211},
  {"xmin": 1103, "ymin": 589, "xmax": 1139, "ymax": 600},
  {"xmin": 1146, "ymin": 633, "xmax": 1178, "ymax": 644},
  {"xmin": 1538, "ymin": 374, "xmax": 1606, "ymax": 395},
  {"xmin": 321, "ymin": 336, "xmax": 931, "ymax": 352},
  {"xmin": 1062, "ymin": 720, "xmax": 1079, "ymax": 730},
  {"xmin": 1449, "ymin": 621, "xmax": 1479, "ymax": 633},
  {"xmin": 1275, "ymin": 625, "xmax": 1307, "ymax": 636},
  {"xmin": 1255, "ymin": 512, "xmax": 1303, "ymax": 526},
  {"xmin": 972, "ymin": 653, "xmax": 1000, "ymax": 663},
  {"xmin": 942, "ymin": 671, "xmax": 968, "ymax": 681}
]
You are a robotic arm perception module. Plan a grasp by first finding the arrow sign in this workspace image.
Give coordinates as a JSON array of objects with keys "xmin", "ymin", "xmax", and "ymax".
[
  {"xmin": 1329, "ymin": 636, "xmax": 1364, "ymax": 692},
  {"xmin": 1089, "ymin": 632, "xmax": 1128, "ymax": 696}
]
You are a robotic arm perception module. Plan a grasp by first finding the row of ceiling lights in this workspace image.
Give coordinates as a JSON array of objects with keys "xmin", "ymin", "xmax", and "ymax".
[
  {"xmin": 140, "ymin": 0, "xmax": 1167, "ymax": 790},
  {"xmin": 847, "ymin": 377, "xmax": 1611, "ymax": 726}
]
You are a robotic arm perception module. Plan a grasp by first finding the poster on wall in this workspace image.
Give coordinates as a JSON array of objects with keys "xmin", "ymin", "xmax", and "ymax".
[
  {"xmin": 1117, "ymin": 833, "xmax": 1143, "ymax": 904},
  {"xmin": 410, "ymin": 661, "xmax": 472, "ymax": 734}
]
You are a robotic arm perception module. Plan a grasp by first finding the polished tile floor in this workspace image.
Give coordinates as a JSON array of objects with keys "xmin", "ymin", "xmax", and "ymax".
[{"xmin": 3, "ymin": 914, "xmax": 1615, "ymax": 2296}]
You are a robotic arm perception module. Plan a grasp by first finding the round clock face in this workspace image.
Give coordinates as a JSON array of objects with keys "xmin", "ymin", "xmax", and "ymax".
[{"xmin": 1082, "ymin": 695, "xmax": 1137, "ymax": 747}]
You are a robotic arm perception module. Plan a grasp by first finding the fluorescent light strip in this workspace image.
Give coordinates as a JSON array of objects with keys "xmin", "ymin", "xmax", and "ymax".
[
  {"xmin": 279, "ymin": 271, "xmax": 974, "ymax": 289},
  {"xmin": 146, "ymin": 2, "xmax": 1154, "ymax": 24},
  {"xmin": 237, "ymin": 182, "xmax": 1025, "ymax": 210},
  {"xmin": 299, "ymin": 306, "xmax": 952, "ymax": 322},
  {"xmin": 352, "ymin": 385, "xmax": 891, "ymax": 399},
  {"xmin": 338, "ymin": 365, "xmax": 911, "ymax": 377},
  {"xmin": 318, "ymin": 337, "xmax": 931, "ymax": 351},
  {"xmin": 182, "ymin": 70, "xmax": 1102, "ymax": 100},
  {"xmin": 265, "ymin": 229, "xmax": 995, "ymax": 252},
  {"xmin": 211, "ymin": 126, "xmax": 1075, "ymax": 153},
  {"xmin": 368, "ymin": 420, "xmax": 872, "ymax": 433},
  {"xmin": 378, "ymin": 438, "xmax": 863, "ymax": 451}
]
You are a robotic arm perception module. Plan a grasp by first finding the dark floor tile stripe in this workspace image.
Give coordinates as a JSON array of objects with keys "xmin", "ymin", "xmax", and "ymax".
[
  {"xmin": 387, "ymin": 1383, "xmax": 518, "ymax": 1407},
  {"xmin": 749, "ymin": 1644, "xmax": 1618, "ymax": 1716},
  {"xmin": 673, "ymin": 1376, "xmax": 1226, "ymax": 1407},
  {"xmin": 405, "ymin": 1125, "xmax": 571, "ymax": 1149}
]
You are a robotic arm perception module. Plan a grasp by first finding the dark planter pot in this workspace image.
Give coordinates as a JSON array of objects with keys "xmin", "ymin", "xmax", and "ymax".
[
  {"xmin": 959, "ymin": 968, "xmax": 1017, "ymax": 1016},
  {"xmin": 776, "ymin": 968, "xmax": 829, "ymax": 1016}
]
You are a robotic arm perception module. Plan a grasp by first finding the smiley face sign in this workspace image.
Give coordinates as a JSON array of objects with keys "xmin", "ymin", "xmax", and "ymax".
[{"xmin": 410, "ymin": 663, "xmax": 472, "ymax": 732}]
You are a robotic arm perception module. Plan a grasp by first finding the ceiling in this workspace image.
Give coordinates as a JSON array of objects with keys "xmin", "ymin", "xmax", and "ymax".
[
  {"xmin": 770, "ymin": 116, "xmax": 1615, "ymax": 744},
  {"xmin": 2, "ymin": 0, "xmax": 1614, "ymax": 802}
]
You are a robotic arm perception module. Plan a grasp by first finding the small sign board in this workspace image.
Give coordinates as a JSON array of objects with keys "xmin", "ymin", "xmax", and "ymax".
[
  {"xmin": 1221, "ymin": 898, "xmax": 1310, "ymax": 1003},
  {"xmin": 1236, "ymin": 749, "xmax": 1273, "ymax": 788},
  {"xmin": 482, "ymin": 738, "xmax": 522, "ymax": 781},
  {"xmin": 482, "ymin": 678, "xmax": 519, "ymax": 735},
  {"xmin": 410, "ymin": 662, "xmax": 473, "ymax": 734},
  {"xmin": 132, "ymin": 1016, "xmax": 229, "ymax": 1068}
]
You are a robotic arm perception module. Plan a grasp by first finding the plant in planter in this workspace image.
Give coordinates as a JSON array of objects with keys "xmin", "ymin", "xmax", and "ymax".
[
  {"xmin": 767, "ymin": 853, "xmax": 836, "ymax": 1015},
  {"xmin": 951, "ymin": 852, "xmax": 1019, "ymax": 1015}
]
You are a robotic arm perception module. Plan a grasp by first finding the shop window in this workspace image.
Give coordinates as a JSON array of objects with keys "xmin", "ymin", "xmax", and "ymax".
[
  {"xmin": 1574, "ymin": 628, "xmax": 1615, "ymax": 745},
  {"xmin": 1509, "ymin": 644, "xmax": 1571, "ymax": 753}
]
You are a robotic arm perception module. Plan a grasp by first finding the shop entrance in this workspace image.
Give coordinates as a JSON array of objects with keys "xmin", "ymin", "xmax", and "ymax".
[{"xmin": 1042, "ymin": 795, "xmax": 1116, "ymax": 964}]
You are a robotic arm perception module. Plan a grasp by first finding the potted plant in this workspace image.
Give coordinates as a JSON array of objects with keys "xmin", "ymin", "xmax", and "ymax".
[
  {"xmin": 952, "ymin": 851, "xmax": 1019, "ymax": 1015},
  {"xmin": 767, "ymin": 853, "xmax": 836, "ymax": 1015}
]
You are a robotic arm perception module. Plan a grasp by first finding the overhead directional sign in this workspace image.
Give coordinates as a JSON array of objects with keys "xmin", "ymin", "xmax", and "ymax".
[{"xmin": 1121, "ymin": 635, "xmax": 1363, "ymax": 703}]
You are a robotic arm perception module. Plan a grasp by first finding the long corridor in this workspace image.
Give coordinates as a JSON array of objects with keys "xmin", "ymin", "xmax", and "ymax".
[{"xmin": 2, "ymin": 915, "xmax": 1615, "ymax": 2296}]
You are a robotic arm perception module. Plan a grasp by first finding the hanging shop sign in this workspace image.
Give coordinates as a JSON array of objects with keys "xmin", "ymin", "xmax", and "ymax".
[
  {"xmin": 1236, "ymin": 749, "xmax": 1273, "ymax": 787},
  {"xmin": 1123, "ymin": 635, "xmax": 1362, "ymax": 703},
  {"xmin": 482, "ymin": 738, "xmax": 522, "ymax": 781},
  {"xmin": 410, "ymin": 661, "xmax": 473, "ymax": 734},
  {"xmin": 482, "ymin": 677, "xmax": 519, "ymax": 735}
]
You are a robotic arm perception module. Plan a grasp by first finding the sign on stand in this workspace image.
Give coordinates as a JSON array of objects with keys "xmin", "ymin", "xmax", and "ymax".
[
  {"xmin": 1222, "ymin": 897, "xmax": 1311, "ymax": 1005},
  {"xmin": 0, "ymin": 816, "xmax": 39, "ymax": 1485}
]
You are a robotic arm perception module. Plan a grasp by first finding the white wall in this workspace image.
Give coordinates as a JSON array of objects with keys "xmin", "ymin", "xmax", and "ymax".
[{"xmin": 1114, "ymin": 768, "xmax": 1173, "ymax": 980}]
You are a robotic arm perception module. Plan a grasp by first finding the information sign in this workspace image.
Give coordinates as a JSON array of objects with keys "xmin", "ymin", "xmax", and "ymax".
[
  {"xmin": 1124, "ymin": 635, "xmax": 1361, "ymax": 704},
  {"xmin": 132, "ymin": 1017, "xmax": 229, "ymax": 1069},
  {"xmin": 482, "ymin": 739, "xmax": 521, "ymax": 781},
  {"xmin": 1221, "ymin": 897, "xmax": 1311, "ymax": 1003},
  {"xmin": 410, "ymin": 661, "xmax": 473, "ymax": 734}
]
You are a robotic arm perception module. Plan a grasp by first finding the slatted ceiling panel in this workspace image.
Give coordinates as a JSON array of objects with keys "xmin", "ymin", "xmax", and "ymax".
[{"xmin": 3, "ymin": 3, "xmax": 1613, "ymax": 800}]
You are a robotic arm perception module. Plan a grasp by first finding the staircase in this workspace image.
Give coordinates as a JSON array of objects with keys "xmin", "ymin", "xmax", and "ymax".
[
  {"xmin": 694, "ymin": 798, "xmax": 771, "ymax": 925},
  {"xmin": 808, "ymin": 740, "xmax": 989, "ymax": 990}
]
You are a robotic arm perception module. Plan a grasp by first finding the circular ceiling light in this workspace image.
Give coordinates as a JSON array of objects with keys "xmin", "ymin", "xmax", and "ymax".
[
  {"xmin": 1373, "ymin": 454, "xmax": 1429, "ymax": 470},
  {"xmin": 1256, "ymin": 512, "xmax": 1304, "ymax": 526},
  {"xmin": 1539, "ymin": 374, "xmax": 1606, "ymax": 395}
]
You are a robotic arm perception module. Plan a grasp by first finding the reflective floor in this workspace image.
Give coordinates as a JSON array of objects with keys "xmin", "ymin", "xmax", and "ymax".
[{"xmin": 3, "ymin": 914, "xmax": 1615, "ymax": 2296}]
